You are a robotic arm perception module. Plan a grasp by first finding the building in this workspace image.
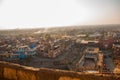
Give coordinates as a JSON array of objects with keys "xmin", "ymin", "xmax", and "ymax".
[
  {"xmin": 75, "ymin": 47, "xmax": 103, "ymax": 73},
  {"xmin": 68, "ymin": 47, "xmax": 103, "ymax": 73},
  {"xmin": 112, "ymin": 43, "xmax": 120, "ymax": 54},
  {"xmin": 89, "ymin": 32, "xmax": 102, "ymax": 39},
  {"xmin": 80, "ymin": 40, "xmax": 99, "ymax": 44},
  {"xmin": 117, "ymin": 32, "xmax": 120, "ymax": 38},
  {"xmin": 99, "ymin": 39, "xmax": 114, "ymax": 50}
]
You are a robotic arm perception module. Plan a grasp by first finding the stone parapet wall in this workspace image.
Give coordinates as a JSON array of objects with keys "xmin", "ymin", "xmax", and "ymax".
[{"xmin": 0, "ymin": 61, "xmax": 119, "ymax": 80}]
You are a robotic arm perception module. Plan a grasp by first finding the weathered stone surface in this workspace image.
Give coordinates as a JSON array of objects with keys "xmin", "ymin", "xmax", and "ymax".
[
  {"xmin": 37, "ymin": 69, "xmax": 60, "ymax": 80},
  {"xmin": 59, "ymin": 76, "xmax": 80, "ymax": 80},
  {"xmin": 0, "ymin": 65, "xmax": 3, "ymax": 78},
  {"xmin": 17, "ymin": 69, "xmax": 37, "ymax": 80},
  {"xmin": 3, "ymin": 67, "xmax": 17, "ymax": 80},
  {"xmin": 0, "ymin": 61, "xmax": 120, "ymax": 80}
]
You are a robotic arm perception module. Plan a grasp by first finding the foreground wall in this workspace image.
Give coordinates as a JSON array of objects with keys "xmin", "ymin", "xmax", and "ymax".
[{"xmin": 0, "ymin": 61, "xmax": 119, "ymax": 80}]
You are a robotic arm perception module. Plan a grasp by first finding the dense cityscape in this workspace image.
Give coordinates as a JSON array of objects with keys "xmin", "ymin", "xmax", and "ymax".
[{"xmin": 0, "ymin": 25, "xmax": 120, "ymax": 74}]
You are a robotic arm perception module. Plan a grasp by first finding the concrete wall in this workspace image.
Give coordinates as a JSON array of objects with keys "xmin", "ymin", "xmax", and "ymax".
[{"xmin": 0, "ymin": 61, "xmax": 119, "ymax": 80}]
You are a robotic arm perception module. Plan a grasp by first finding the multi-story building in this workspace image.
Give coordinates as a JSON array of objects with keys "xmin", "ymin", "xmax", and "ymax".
[
  {"xmin": 99, "ymin": 39, "xmax": 114, "ymax": 50},
  {"xmin": 69, "ymin": 47, "xmax": 103, "ymax": 73}
]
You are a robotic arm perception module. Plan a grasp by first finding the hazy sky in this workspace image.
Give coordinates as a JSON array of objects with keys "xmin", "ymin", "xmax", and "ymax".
[{"xmin": 0, "ymin": 0, "xmax": 120, "ymax": 29}]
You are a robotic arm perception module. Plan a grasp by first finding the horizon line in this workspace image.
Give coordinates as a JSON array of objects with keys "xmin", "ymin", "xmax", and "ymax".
[{"xmin": 0, "ymin": 24, "xmax": 120, "ymax": 30}]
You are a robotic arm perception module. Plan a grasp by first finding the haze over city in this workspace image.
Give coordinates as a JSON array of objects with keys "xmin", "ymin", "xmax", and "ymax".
[
  {"xmin": 1, "ymin": 1, "xmax": 120, "ymax": 80},
  {"xmin": 0, "ymin": 0, "xmax": 120, "ymax": 29}
]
